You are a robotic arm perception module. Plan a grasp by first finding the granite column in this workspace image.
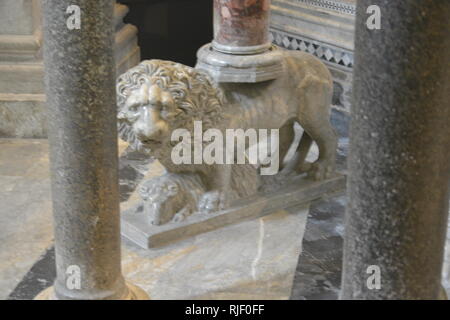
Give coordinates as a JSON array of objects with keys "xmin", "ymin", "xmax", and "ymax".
[
  {"xmin": 36, "ymin": 0, "xmax": 147, "ymax": 300},
  {"xmin": 341, "ymin": 0, "xmax": 450, "ymax": 299}
]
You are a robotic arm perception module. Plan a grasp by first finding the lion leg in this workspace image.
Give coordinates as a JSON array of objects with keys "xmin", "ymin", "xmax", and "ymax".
[
  {"xmin": 296, "ymin": 76, "xmax": 337, "ymax": 180},
  {"xmin": 198, "ymin": 165, "xmax": 232, "ymax": 213},
  {"xmin": 278, "ymin": 119, "xmax": 296, "ymax": 171},
  {"xmin": 295, "ymin": 131, "xmax": 314, "ymax": 172}
]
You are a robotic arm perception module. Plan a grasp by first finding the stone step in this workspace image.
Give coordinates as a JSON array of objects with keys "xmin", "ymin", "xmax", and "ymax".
[{"xmin": 0, "ymin": 63, "xmax": 44, "ymax": 94}]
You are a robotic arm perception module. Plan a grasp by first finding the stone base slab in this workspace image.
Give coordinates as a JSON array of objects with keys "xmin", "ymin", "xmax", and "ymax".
[{"xmin": 121, "ymin": 174, "xmax": 346, "ymax": 249}]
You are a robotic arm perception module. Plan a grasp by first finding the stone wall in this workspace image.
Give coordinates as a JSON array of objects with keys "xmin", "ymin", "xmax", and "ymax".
[{"xmin": 0, "ymin": 0, "xmax": 140, "ymax": 138}]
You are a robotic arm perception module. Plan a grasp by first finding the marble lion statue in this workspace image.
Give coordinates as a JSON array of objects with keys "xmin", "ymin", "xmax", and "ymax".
[
  {"xmin": 117, "ymin": 51, "xmax": 337, "ymax": 217},
  {"xmin": 139, "ymin": 173, "xmax": 205, "ymax": 225}
]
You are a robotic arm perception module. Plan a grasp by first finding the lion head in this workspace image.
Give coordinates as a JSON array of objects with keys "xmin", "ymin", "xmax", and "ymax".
[
  {"xmin": 139, "ymin": 173, "xmax": 206, "ymax": 225},
  {"xmin": 116, "ymin": 60, "xmax": 224, "ymax": 154},
  {"xmin": 139, "ymin": 174, "xmax": 181, "ymax": 225}
]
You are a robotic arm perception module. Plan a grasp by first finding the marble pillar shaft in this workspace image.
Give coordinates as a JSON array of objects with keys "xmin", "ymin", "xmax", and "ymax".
[
  {"xmin": 213, "ymin": 0, "xmax": 271, "ymax": 53},
  {"xmin": 341, "ymin": 0, "xmax": 450, "ymax": 299},
  {"xmin": 42, "ymin": 0, "xmax": 126, "ymax": 299},
  {"xmin": 198, "ymin": 0, "xmax": 282, "ymax": 82}
]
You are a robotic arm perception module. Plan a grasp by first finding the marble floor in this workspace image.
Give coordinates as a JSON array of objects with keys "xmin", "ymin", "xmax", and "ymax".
[{"xmin": 0, "ymin": 139, "xmax": 53, "ymax": 300}]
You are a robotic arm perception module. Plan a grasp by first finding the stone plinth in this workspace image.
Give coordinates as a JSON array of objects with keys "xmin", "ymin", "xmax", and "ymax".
[{"xmin": 122, "ymin": 173, "xmax": 345, "ymax": 249}]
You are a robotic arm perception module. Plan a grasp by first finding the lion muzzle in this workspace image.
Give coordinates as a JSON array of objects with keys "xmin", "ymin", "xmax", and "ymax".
[
  {"xmin": 145, "ymin": 202, "xmax": 164, "ymax": 225},
  {"xmin": 134, "ymin": 106, "xmax": 169, "ymax": 142}
]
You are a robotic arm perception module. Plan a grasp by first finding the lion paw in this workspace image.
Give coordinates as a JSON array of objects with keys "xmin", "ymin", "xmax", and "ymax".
[
  {"xmin": 172, "ymin": 207, "xmax": 192, "ymax": 223},
  {"xmin": 198, "ymin": 191, "xmax": 229, "ymax": 214},
  {"xmin": 308, "ymin": 160, "xmax": 334, "ymax": 181}
]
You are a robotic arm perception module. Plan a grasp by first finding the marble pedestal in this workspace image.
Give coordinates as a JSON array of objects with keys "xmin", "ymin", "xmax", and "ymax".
[{"xmin": 122, "ymin": 172, "xmax": 345, "ymax": 249}]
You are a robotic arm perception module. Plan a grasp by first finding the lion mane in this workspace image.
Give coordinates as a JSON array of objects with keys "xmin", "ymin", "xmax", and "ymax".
[
  {"xmin": 116, "ymin": 60, "xmax": 260, "ymax": 198},
  {"xmin": 116, "ymin": 60, "xmax": 225, "ymax": 151}
]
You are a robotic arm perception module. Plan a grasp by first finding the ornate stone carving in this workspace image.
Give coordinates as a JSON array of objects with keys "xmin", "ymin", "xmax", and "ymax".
[
  {"xmin": 271, "ymin": 31, "xmax": 354, "ymax": 69},
  {"xmin": 117, "ymin": 50, "xmax": 338, "ymax": 225},
  {"xmin": 293, "ymin": 0, "xmax": 355, "ymax": 15}
]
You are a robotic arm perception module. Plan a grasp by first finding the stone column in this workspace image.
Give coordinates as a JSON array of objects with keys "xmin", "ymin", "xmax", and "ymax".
[
  {"xmin": 197, "ymin": 0, "xmax": 283, "ymax": 82},
  {"xmin": 36, "ymin": 0, "xmax": 147, "ymax": 300},
  {"xmin": 213, "ymin": 0, "xmax": 271, "ymax": 54},
  {"xmin": 341, "ymin": 1, "xmax": 450, "ymax": 299}
]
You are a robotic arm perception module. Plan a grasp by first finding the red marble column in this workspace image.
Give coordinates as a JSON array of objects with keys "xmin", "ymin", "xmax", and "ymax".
[{"xmin": 213, "ymin": 0, "xmax": 271, "ymax": 54}]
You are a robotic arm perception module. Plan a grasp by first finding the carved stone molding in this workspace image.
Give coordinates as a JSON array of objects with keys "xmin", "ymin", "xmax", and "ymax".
[
  {"xmin": 0, "ymin": 1, "xmax": 140, "ymax": 138},
  {"xmin": 271, "ymin": 30, "xmax": 354, "ymax": 69},
  {"xmin": 292, "ymin": 0, "xmax": 355, "ymax": 15}
]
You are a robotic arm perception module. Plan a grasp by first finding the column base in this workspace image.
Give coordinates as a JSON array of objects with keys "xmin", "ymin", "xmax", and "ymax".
[
  {"xmin": 211, "ymin": 40, "xmax": 272, "ymax": 55},
  {"xmin": 34, "ymin": 281, "xmax": 149, "ymax": 300},
  {"xmin": 196, "ymin": 43, "xmax": 284, "ymax": 83}
]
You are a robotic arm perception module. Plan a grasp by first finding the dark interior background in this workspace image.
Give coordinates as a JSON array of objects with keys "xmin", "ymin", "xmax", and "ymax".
[{"xmin": 118, "ymin": 0, "xmax": 213, "ymax": 67}]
